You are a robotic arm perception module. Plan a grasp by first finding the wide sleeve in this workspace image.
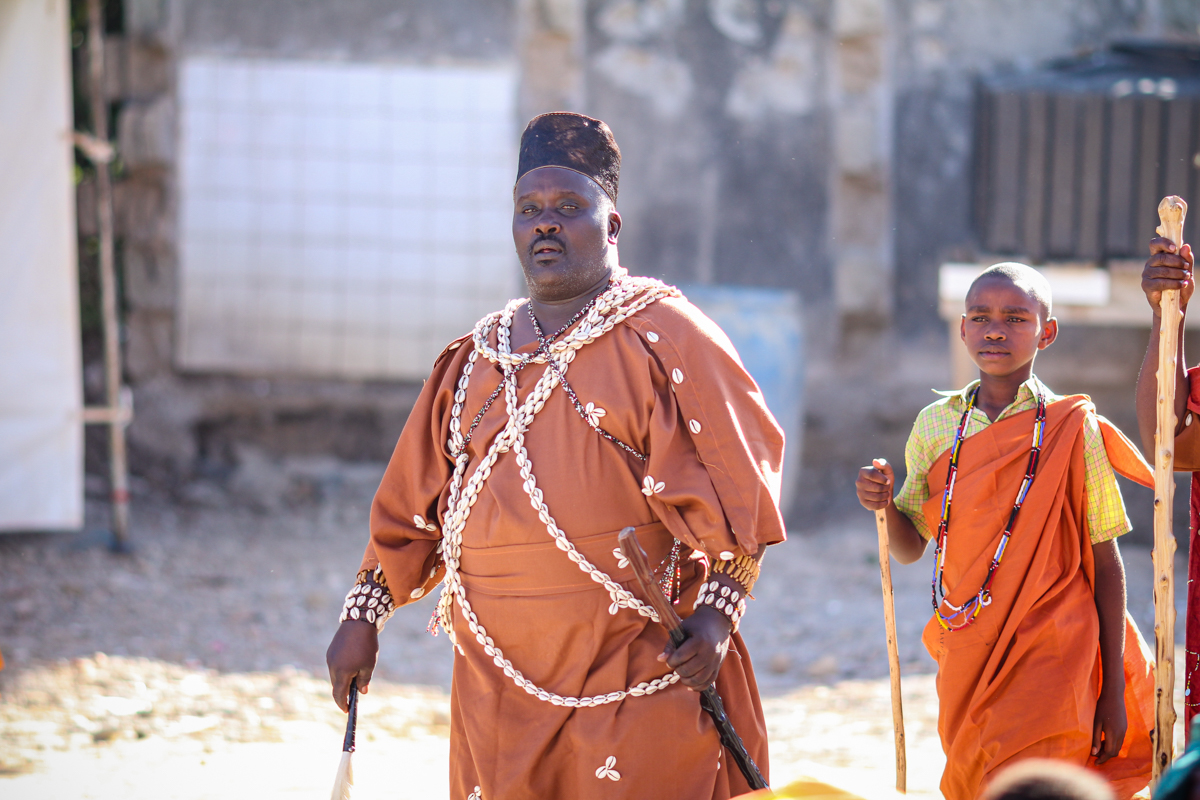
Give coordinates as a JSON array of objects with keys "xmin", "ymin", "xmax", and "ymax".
[
  {"xmin": 361, "ymin": 335, "xmax": 470, "ymax": 610},
  {"xmin": 625, "ymin": 298, "xmax": 786, "ymax": 556}
]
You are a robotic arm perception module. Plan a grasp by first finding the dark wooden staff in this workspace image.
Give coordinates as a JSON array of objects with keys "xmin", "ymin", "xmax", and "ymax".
[
  {"xmin": 618, "ymin": 527, "xmax": 769, "ymax": 791},
  {"xmin": 330, "ymin": 677, "xmax": 358, "ymax": 800}
]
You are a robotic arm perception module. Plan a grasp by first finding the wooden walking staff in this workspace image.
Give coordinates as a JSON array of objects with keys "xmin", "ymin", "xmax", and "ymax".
[
  {"xmin": 617, "ymin": 528, "xmax": 769, "ymax": 791},
  {"xmin": 1152, "ymin": 195, "xmax": 1188, "ymax": 782},
  {"xmin": 874, "ymin": 508, "xmax": 907, "ymax": 793},
  {"xmin": 330, "ymin": 677, "xmax": 358, "ymax": 800},
  {"xmin": 80, "ymin": 0, "xmax": 134, "ymax": 551}
]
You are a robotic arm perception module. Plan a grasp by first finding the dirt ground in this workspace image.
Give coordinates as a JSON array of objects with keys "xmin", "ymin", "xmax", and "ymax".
[{"xmin": 0, "ymin": 460, "xmax": 1190, "ymax": 799}]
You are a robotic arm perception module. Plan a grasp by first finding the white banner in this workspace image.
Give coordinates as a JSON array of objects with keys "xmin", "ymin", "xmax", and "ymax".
[{"xmin": 0, "ymin": 0, "xmax": 83, "ymax": 531}]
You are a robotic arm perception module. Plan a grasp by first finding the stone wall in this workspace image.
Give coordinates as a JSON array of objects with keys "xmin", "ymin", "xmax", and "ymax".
[
  {"xmin": 576, "ymin": 0, "xmax": 835, "ymax": 298},
  {"xmin": 545, "ymin": 0, "xmax": 1189, "ymax": 519},
  {"xmin": 105, "ymin": 0, "xmax": 513, "ymax": 484},
  {"xmin": 100, "ymin": 0, "xmax": 1200, "ymax": 524},
  {"xmin": 891, "ymin": 0, "xmax": 1150, "ymax": 336}
]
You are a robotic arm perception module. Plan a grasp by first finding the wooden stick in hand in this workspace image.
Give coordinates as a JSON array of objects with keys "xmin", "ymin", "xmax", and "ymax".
[
  {"xmin": 617, "ymin": 526, "xmax": 770, "ymax": 791},
  {"xmin": 1152, "ymin": 194, "xmax": 1187, "ymax": 782},
  {"xmin": 618, "ymin": 527, "xmax": 685, "ymax": 641},
  {"xmin": 875, "ymin": 509, "xmax": 907, "ymax": 793}
]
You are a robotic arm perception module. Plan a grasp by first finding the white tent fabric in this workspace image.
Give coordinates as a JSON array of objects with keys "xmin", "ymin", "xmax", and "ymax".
[{"xmin": 0, "ymin": 0, "xmax": 83, "ymax": 531}]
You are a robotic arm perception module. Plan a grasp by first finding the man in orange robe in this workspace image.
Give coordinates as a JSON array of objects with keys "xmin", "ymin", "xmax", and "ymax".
[
  {"xmin": 857, "ymin": 264, "xmax": 1155, "ymax": 799},
  {"xmin": 326, "ymin": 113, "xmax": 786, "ymax": 799}
]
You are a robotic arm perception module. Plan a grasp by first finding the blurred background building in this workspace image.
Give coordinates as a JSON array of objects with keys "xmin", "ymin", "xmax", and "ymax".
[{"xmin": 4, "ymin": 0, "xmax": 1200, "ymax": 534}]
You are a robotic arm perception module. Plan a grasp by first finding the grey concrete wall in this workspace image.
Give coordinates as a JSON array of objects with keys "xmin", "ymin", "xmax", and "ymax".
[
  {"xmin": 103, "ymin": 0, "xmax": 1200, "ymax": 522},
  {"xmin": 564, "ymin": 0, "xmax": 1192, "ymax": 519},
  {"xmin": 109, "ymin": 0, "xmax": 515, "ymax": 485},
  {"xmin": 876, "ymin": 0, "xmax": 1200, "ymax": 540},
  {"xmin": 890, "ymin": 0, "xmax": 1155, "ymax": 335},
  {"xmin": 582, "ymin": 1, "xmax": 833, "ymax": 299},
  {"xmin": 176, "ymin": 0, "xmax": 513, "ymax": 60}
]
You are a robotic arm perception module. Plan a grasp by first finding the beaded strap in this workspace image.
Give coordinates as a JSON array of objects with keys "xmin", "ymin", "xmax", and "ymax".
[
  {"xmin": 461, "ymin": 292, "xmax": 607, "ymax": 453},
  {"xmin": 528, "ymin": 303, "xmax": 648, "ymax": 461},
  {"xmin": 340, "ymin": 567, "xmax": 397, "ymax": 631},
  {"xmin": 434, "ymin": 276, "xmax": 687, "ymax": 707},
  {"xmin": 693, "ymin": 580, "xmax": 746, "ymax": 632},
  {"xmin": 711, "ymin": 554, "xmax": 760, "ymax": 594}
]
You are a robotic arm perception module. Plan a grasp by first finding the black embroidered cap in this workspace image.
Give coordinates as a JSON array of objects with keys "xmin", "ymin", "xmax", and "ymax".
[{"xmin": 515, "ymin": 112, "xmax": 621, "ymax": 202}]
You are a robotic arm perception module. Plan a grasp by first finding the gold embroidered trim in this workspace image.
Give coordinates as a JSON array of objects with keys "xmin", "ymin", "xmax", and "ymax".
[{"xmin": 711, "ymin": 554, "xmax": 759, "ymax": 594}]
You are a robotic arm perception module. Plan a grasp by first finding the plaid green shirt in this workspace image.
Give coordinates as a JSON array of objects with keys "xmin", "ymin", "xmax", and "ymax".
[{"xmin": 894, "ymin": 376, "xmax": 1131, "ymax": 545}]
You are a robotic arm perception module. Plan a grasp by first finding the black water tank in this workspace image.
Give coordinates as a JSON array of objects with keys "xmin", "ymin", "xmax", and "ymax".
[{"xmin": 974, "ymin": 42, "xmax": 1200, "ymax": 261}]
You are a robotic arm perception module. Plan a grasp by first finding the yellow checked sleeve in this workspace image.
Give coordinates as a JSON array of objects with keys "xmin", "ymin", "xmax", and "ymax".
[
  {"xmin": 1081, "ymin": 412, "xmax": 1132, "ymax": 544},
  {"xmin": 894, "ymin": 407, "xmax": 942, "ymax": 541}
]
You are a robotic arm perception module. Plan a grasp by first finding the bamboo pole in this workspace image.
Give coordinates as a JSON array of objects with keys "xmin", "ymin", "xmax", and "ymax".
[
  {"xmin": 875, "ymin": 508, "xmax": 907, "ymax": 793},
  {"xmin": 84, "ymin": 0, "xmax": 132, "ymax": 550},
  {"xmin": 1152, "ymin": 195, "xmax": 1187, "ymax": 782}
]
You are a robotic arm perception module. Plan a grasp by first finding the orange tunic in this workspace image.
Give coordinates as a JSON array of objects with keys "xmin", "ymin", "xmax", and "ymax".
[
  {"xmin": 918, "ymin": 396, "xmax": 1155, "ymax": 800},
  {"xmin": 361, "ymin": 284, "xmax": 786, "ymax": 800}
]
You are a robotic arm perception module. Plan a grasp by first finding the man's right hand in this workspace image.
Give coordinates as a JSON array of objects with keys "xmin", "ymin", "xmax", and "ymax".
[
  {"xmin": 1143, "ymin": 236, "xmax": 1194, "ymax": 315},
  {"xmin": 856, "ymin": 458, "xmax": 894, "ymax": 511},
  {"xmin": 327, "ymin": 619, "xmax": 379, "ymax": 712}
]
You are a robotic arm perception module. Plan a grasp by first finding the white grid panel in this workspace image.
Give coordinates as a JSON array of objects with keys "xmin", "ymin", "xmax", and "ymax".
[{"xmin": 177, "ymin": 56, "xmax": 519, "ymax": 380}]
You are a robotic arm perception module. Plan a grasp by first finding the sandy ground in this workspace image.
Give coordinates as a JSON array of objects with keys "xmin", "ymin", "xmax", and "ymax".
[{"xmin": 0, "ymin": 461, "xmax": 1190, "ymax": 799}]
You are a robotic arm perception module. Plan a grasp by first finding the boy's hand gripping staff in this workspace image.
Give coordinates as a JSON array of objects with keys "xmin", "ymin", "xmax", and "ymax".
[
  {"xmin": 617, "ymin": 527, "xmax": 769, "ymax": 791},
  {"xmin": 1153, "ymin": 195, "xmax": 1188, "ymax": 782},
  {"xmin": 874, "ymin": 508, "xmax": 907, "ymax": 793}
]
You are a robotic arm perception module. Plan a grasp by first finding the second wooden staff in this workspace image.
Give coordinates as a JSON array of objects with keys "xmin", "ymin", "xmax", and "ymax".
[
  {"xmin": 1152, "ymin": 194, "xmax": 1187, "ymax": 782},
  {"xmin": 875, "ymin": 508, "xmax": 907, "ymax": 793}
]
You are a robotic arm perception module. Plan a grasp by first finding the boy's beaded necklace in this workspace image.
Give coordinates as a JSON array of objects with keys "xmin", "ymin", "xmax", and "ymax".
[{"xmin": 931, "ymin": 384, "xmax": 1047, "ymax": 631}]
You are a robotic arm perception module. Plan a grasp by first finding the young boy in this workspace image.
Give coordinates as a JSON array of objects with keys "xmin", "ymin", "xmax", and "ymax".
[
  {"xmin": 857, "ymin": 263, "xmax": 1156, "ymax": 800},
  {"xmin": 1134, "ymin": 233, "xmax": 1197, "ymax": 736}
]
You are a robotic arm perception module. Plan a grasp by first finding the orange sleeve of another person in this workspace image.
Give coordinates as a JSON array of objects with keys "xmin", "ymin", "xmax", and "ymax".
[{"xmin": 1175, "ymin": 367, "xmax": 1200, "ymax": 471}]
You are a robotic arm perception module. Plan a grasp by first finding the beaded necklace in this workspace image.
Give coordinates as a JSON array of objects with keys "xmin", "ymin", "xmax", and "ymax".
[
  {"xmin": 459, "ymin": 289, "xmax": 607, "ymax": 453},
  {"xmin": 658, "ymin": 539, "xmax": 682, "ymax": 605},
  {"xmin": 526, "ymin": 302, "xmax": 679, "ymax": 601},
  {"xmin": 528, "ymin": 303, "xmax": 648, "ymax": 462},
  {"xmin": 931, "ymin": 384, "xmax": 1047, "ymax": 631}
]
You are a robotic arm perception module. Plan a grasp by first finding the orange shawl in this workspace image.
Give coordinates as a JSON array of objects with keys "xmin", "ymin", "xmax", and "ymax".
[{"xmin": 919, "ymin": 396, "xmax": 1155, "ymax": 800}]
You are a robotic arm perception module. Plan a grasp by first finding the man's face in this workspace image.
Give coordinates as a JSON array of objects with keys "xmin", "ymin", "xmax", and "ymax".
[
  {"xmin": 961, "ymin": 276, "xmax": 1057, "ymax": 378},
  {"xmin": 512, "ymin": 167, "xmax": 620, "ymax": 302}
]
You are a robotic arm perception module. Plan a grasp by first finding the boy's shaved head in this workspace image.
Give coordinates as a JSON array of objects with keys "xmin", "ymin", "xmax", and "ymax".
[{"xmin": 969, "ymin": 262, "xmax": 1053, "ymax": 320}]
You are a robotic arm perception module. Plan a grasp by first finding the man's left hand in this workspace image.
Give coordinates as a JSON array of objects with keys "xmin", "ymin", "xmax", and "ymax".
[
  {"xmin": 659, "ymin": 606, "xmax": 732, "ymax": 690},
  {"xmin": 1091, "ymin": 685, "xmax": 1128, "ymax": 764}
]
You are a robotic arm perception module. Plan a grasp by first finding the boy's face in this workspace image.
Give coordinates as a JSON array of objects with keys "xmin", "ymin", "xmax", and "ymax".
[{"xmin": 961, "ymin": 276, "xmax": 1057, "ymax": 379}]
